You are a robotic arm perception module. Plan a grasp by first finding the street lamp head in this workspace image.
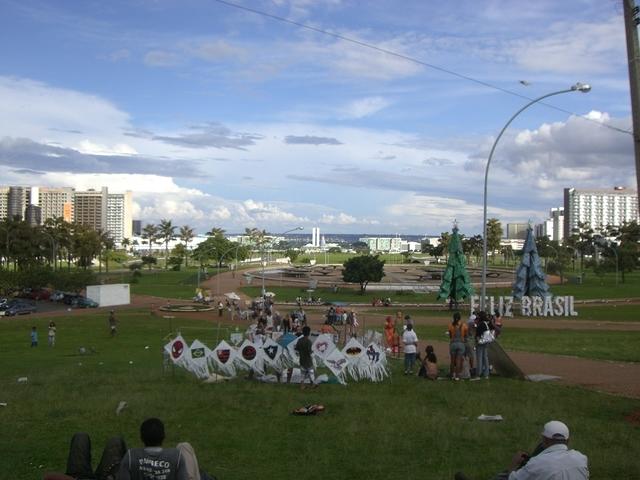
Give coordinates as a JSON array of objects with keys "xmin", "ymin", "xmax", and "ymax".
[{"xmin": 571, "ymin": 82, "xmax": 591, "ymax": 93}]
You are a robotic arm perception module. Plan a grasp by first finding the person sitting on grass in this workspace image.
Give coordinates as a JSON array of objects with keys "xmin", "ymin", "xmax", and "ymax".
[
  {"xmin": 125, "ymin": 418, "xmax": 216, "ymax": 480},
  {"xmin": 454, "ymin": 420, "xmax": 589, "ymax": 480},
  {"xmin": 418, "ymin": 345, "xmax": 438, "ymax": 380}
]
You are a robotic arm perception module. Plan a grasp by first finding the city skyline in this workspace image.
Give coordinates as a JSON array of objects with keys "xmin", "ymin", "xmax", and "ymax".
[{"xmin": 0, "ymin": 1, "xmax": 636, "ymax": 235}]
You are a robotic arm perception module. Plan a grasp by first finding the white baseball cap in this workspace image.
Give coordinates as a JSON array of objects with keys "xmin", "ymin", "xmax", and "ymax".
[{"xmin": 542, "ymin": 420, "xmax": 570, "ymax": 440}]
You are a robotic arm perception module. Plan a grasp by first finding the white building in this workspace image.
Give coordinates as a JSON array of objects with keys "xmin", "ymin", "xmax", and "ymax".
[
  {"xmin": 107, "ymin": 191, "xmax": 133, "ymax": 244},
  {"xmin": 359, "ymin": 236, "xmax": 403, "ymax": 252},
  {"xmin": 535, "ymin": 207, "xmax": 564, "ymax": 243},
  {"xmin": 563, "ymin": 187, "xmax": 639, "ymax": 238}
]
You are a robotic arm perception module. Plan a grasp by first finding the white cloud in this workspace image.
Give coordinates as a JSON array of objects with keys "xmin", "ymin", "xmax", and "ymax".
[
  {"xmin": 76, "ymin": 140, "xmax": 138, "ymax": 156},
  {"xmin": 341, "ymin": 96, "xmax": 391, "ymax": 119},
  {"xmin": 319, "ymin": 212, "xmax": 379, "ymax": 225},
  {"xmin": 144, "ymin": 50, "xmax": 180, "ymax": 67}
]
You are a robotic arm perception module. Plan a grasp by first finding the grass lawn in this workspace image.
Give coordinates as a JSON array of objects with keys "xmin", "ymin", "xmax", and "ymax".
[
  {"xmin": 1, "ymin": 312, "xmax": 639, "ymax": 480},
  {"xmin": 412, "ymin": 325, "xmax": 640, "ymax": 363},
  {"xmin": 129, "ymin": 268, "xmax": 204, "ymax": 299}
]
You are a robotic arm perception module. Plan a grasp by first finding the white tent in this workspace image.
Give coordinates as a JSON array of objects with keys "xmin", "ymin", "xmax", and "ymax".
[{"xmin": 224, "ymin": 292, "xmax": 241, "ymax": 300}]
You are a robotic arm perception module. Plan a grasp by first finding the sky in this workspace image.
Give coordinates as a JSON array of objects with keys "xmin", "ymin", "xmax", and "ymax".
[{"xmin": 0, "ymin": 0, "xmax": 635, "ymax": 236}]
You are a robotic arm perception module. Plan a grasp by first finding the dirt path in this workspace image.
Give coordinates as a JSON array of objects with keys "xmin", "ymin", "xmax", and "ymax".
[{"xmin": 124, "ymin": 270, "xmax": 640, "ymax": 399}]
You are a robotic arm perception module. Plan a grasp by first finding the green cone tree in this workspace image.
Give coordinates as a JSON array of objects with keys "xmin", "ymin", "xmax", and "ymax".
[
  {"xmin": 512, "ymin": 226, "xmax": 552, "ymax": 299},
  {"xmin": 437, "ymin": 226, "xmax": 474, "ymax": 302}
]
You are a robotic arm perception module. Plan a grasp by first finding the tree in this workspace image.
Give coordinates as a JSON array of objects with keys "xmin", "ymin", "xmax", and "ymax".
[
  {"xmin": 285, "ymin": 248, "xmax": 299, "ymax": 263},
  {"xmin": 437, "ymin": 226, "xmax": 474, "ymax": 303},
  {"xmin": 606, "ymin": 221, "xmax": 640, "ymax": 283},
  {"xmin": 207, "ymin": 227, "xmax": 226, "ymax": 238},
  {"xmin": 438, "ymin": 231, "xmax": 451, "ymax": 260},
  {"xmin": 72, "ymin": 225, "xmax": 102, "ymax": 270},
  {"xmin": 141, "ymin": 255, "xmax": 157, "ymax": 271},
  {"xmin": 512, "ymin": 227, "xmax": 551, "ymax": 299},
  {"xmin": 342, "ymin": 254, "xmax": 385, "ymax": 293},
  {"xmin": 158, "ymin": 219, "xmax": 176, "ymax": 269},
  {"xmin": 179, "ymin": 225, "xmax": 195, "ymax": 267},
  {"xmin": 462, "ymin": 235, "xmax": 483, "ymax": 266},
  {"xmin": 486, "ymin": 218, "xmax": 503, "ymax": 257},
  {"xmin": 142, "ymin": 223, "xmax": 159, "ymax": 255}
]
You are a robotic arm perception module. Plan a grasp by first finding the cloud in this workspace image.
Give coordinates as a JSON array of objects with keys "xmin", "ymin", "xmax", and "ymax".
[
  {"xmin": 341, "ymin": 96, "xmax": 391, "ymax": 119},
  {"xmin": 188, "ymin": 39, "xmax": 246, "ymax": 62},
  {"xmin": 319, "ymin": 212, "xmax": 379, "ymax": 225},
  {"xmin": 423, "ymin": 157, "xmax": 453, "ymax": 167},
  {"xmin": 510, "ymin": 17, "xmax": 624, "ymax": 74},
  {"xmin": 107, "ymin": 49, "xmax": 131, "ymax": 62},
  {"xmin": 284, "ymin": 135, "xmax": 342, "ymax": 145},
  {"xmin": 0, "ymin": 137, "xmax": 200, "ymax": 177},
  {"xmin": 144, "ymin": 50, "xmax": 180, "ymax": 67},
  {"xmin": 152, "ymin": 123, "xmax": 263, "ymax": 150}
]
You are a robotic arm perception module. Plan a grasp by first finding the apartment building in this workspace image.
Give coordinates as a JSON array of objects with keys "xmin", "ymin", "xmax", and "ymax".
[{"xmin": 563, "ymin": 187, "xmax": 639, "ymax": 238}]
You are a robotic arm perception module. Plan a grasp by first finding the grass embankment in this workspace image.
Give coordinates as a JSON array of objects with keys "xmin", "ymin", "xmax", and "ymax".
[
  {"xmin": 128, "ymin": 269, "xmax": 204, "ymax": 299},
  {"xmin": 1, "ymin": 312, "xmax": 639, "ymax": 480}
]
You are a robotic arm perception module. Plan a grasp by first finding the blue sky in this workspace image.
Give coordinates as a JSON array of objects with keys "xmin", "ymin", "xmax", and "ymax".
[{"xmin": 0, "ymin": 0, "xmax": 634, "ymax": 235}]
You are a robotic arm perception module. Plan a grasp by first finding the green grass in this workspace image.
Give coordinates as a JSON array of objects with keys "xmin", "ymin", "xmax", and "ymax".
[
  {"xmin": 129, "ymin": 268, "xmax": 204, "ymax": 299},
  {"xmin": 412, "ymin": 325, "xmax": 640, "ymax": 363},
  {"xmin": 1, "ymin": 312, "xmax": 639, "ymax": 479}
]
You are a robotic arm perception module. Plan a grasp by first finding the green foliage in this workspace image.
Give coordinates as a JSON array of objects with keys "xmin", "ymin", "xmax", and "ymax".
[
  {"xmin": 342, "ymin": 254, "xmax": 385, "ymax": 293},
  {"xmin": 437, "ymin": 227, "xmax": 474, "ymax": 302},
  {"xmin": 486, "ymin": 217, "xmax": 503, "ymax": 254},
  {"xmin": 141, "ymin": 256, "xmax": 157, "ymax": 270},
  {"xmin": 284, "ymin": 248, "xmax": 299, "ymax": 262}
]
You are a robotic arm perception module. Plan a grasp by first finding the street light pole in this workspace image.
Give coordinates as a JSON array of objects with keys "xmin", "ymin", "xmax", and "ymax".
[{"xmin": 480, "ymin": 83, "xmax": 591, "ymax": 311}]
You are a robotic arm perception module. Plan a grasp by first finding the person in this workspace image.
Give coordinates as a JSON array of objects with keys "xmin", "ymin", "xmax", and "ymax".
[
  {"xmin": 466, "ymin": 314, "xmax": 477, "ymax": 377},
  {"xmin": 295, "ymin": 325, "xmax": 316, "ymax": 390},
  {"xmin": 447, "ymin": 312, "xmax": 468, "ymax": 381},
  {"xmin": 48, "ymin": 321, "xmax": 57, "ymax": 347},
  {"xmin": 217, "ymin": 301, "xmax": 224, "ymax": 317},
  {"xmin": 494, "ymin": 311, "xmax": 503, "ymax": 338},
  {"xmin": 418, "ymin": 345, "xmax": 438, "ymax": 380},
  {"xmin": 473, "ymin": 311, "xmax": 493, "ymax": 379},
  {"xmin": 43, "ymin": 432, "xmax": 127, "ymax": 480},
  {"xmin": 118, "ymin": 418, "xmax": 188, "ymax": 479},
  {"xmin": 455, "ymin": 420, "xmax": 589, "ymax": 480},
  {"xmin": 384, "ymin": 316, "xmax": 395, "ymax": 349},
  {"xmin": 30, "ymin": 326, "xmax": 38, "ymax": 347},
  {"xmin": 402, "ymin": 324, "xmax": 418, "ymax": 375},
  {"xmin": 108, "ymin": 310, "xmax": 117, "ymax": 337}
]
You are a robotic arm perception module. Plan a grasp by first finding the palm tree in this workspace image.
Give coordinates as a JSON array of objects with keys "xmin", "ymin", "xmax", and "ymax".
[
  {"xmin": 121, "ymin": 237, "xmax": 131, "ymax": 252},
  {"xmin": 158, "ymin": 219, "xmax": 176, "ymax": 269},
  {"xmin": 207, "ymin": 227, "xmax": 226, "ymax": 238},
  {"xmin": 142, "ymin": 223, "xmax": 159, "ymax": 256},
  {"xmin": 179, "ymin": 225, "xmax": 195, "ymax": 267}
]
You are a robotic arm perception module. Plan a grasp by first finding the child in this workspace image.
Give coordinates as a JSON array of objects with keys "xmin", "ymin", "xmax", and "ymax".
[
  {"xmin": 30, "ymin": 326, "xmax": 38, "ymax": 347},
  {"xmin": 48, "ymin": 321, "xmax": 56, "ymax": 347},
  {"xmin": 418, "ymin": 345, "xmax": 438, "ymax": 380}
]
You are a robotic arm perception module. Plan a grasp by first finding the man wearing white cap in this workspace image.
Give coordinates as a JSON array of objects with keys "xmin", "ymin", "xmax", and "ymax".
[
  {"xmin": 455, "ymin": 420, "xmax": 588, "ymax": 480},
  {"xmin": 506, "ymin": 420, "xmax": 589, "ymax": 479}
]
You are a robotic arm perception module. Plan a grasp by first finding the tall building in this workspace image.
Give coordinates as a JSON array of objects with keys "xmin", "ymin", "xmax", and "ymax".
[
  {"xmin": 106, "ymin": 191, "xmax": 133, "ymax": 243},
  {"xmin": 74, "ymin": 187, "xmax": 108, "ymax": 232},
  {"xmin": 563, "ymin": 187, "xmax": 639, "ymax": 238},
  {"xmin": 311, "ymin": 227, "xmax": 320, "ymax": 247},
  {"xmin": 37, "ymin": 187, "xmax": 75, "ymax": 222},
  {"xmin": 132, "ymin": 220, "xmax": 142, "ymax": 236},
  {"xmin": 506, "ymin": 223, "xmax": 529, "ymax": 240},
  {"xmin": 8, "ymin": 186, "xmax": 30, "ymax": 220},
  {"xmin": 0, "ymin": 187, "xmax": 9, "ymax": 220},
  {"xmin": 535, "ymin": 208, "xmax": 564, "ymax": 242}
]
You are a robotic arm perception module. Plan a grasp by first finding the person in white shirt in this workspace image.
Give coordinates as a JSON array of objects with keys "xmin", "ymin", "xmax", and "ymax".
[
  {"xmin": 455, "ymin": 420, "xmax": 589, "ymax": 480},
  {"xmin": 507, "ymin": 420, "xmax": 589, "ymax": 480},
  {"xmin": 401, "ymin": 324, "xmax": 418, "ymax": 374}
]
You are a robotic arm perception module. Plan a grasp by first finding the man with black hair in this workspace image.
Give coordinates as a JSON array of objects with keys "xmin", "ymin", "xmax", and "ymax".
[
  {"xmin": 295, "ymin": 325, "xmax": 316, "ymax": 390},
  {"xmin": 118, "ymin": 418, "xmax": 188, "ymax": 480}
]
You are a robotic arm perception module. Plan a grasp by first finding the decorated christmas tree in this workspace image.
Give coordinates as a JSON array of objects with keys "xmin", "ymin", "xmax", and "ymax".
[
  {"xmin": 512, "ymin": 226, "xmax": 552, "ymax": 299},
  {"xmin": 437, "ymin": 225, "xmax": 474, "ymax": 302}
]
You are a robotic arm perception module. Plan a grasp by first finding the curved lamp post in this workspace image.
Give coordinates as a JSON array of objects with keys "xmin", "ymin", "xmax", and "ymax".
[
  {"xmin": 480, "ymin": 83, "xmax": 591, "ymax": 311},
  {"xmin": 261, "ymin": 226, "xmax": 304, "ymax": 296}
]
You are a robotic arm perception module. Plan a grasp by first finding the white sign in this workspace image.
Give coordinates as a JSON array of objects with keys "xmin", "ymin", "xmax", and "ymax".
[{"xmin": 470, "ymin": 295, "xmax": 578, "ymax": 317}]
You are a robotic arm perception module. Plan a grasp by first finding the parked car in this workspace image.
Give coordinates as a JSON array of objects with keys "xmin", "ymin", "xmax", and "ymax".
[
  {"xmin": 27, "ymin": 288, "xmax": 51, "ymax": 301},
  {"xmin": 62, "ymin": 293, "xmax": 80, "ymax": 305},
  {"xmin": 3, "ymin": 301, "xmax": 37, "ymax": 316},
  {"xmin": 50, "ymin": 291, "xmax": 65, "ymax": 302},
  {"xmin": 73, "ymin": 296, "xmax": 98, "ymax": 308}
]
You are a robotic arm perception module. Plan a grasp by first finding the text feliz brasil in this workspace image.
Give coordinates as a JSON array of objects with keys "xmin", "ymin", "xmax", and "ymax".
[{"xmin": 470, "ymin": 295, "xmax": 578, "ymax": 317}]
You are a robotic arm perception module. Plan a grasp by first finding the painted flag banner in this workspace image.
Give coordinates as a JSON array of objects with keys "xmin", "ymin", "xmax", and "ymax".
[
  {"xmin": 164, "ymin": 335, "xmax": 191, "ymax": 371},
  {"xmin": 188, "ymin": 339, "xmax": 211, "ymax": 379},
  {"xmin": 261, "ymin": 337, "xmax": 283, "ymax": 368},
  {"xmin": 323, "ymin": 348, "xmax": 349, "ymax": 385},
  {"xmin": 237, "ymin": 339, "xmax": 261, "ymax": 372},
  {"xmin": 209, "ymin": 340, "xmax": 238, "ymax": 377},
  {"xmin": 341, "ymin": 337, "xmax": 367, "ymax": 380},
  {"xmin": 165, "ymin": 333, "xmax": 388, "ymax": 384},
  {"xmin": 312, "ymin": 333, "xmax": 336, "ymax": 362},
  {"xmin": 363, "ymin": 342, "xmax": 389, "ymax": 382}
]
